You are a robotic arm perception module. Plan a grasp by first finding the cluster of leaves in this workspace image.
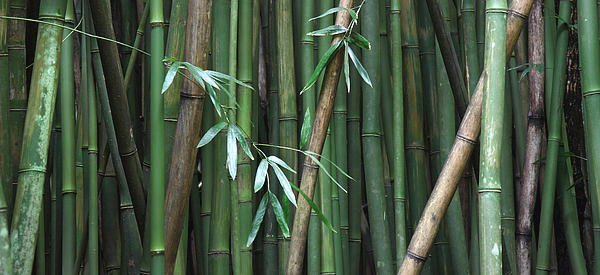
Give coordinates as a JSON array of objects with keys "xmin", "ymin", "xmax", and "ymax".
[{"xmin": 161, "ymin": 2, "xmax": 370, "ymax": 247}]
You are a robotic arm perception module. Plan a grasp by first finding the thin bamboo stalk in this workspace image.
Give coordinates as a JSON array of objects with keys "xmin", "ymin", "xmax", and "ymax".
[
  {"xmin": 500, "ymin": 78, "xmax": 516, "ymax": 275},
  {"xmin": 398, "ymin": 0, "xmax": 533, "ymax": 273},
  {"xmin": 286, "ymin": 1, "xmax": 354, "ymax": 273},
  {"xmin": 9, "ymin": 0, "xmax": 66, "ymax": 273},
  {"xmin": 535, "ymin": 1, "xmax": 569, "ymax": 272},
  {"xmin": 0, "ymin": 0, "xmax": 10, "ymax": 229},
  {"xmin": 461, "ymin": 0, "xmax": 480, "ymax": 95},
  {"xmin": 361, "ymin": 0, "xmax": 394, "ymax": 273},
  {"xmin": 389, "ymin": 0, "xmax": 406, "ymax": 268},
  {"xmin": 100, "ymin": 157, "xmax": 122, "ymax": 275},
  {"xmin": 87, "ymin": 31, "xmax": 99, "ymax": 275}
]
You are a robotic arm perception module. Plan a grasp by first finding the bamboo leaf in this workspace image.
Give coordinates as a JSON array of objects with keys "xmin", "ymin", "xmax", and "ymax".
[
  {"xmin": 346, "ymin": 32, "xmax": 371, "ymax": 50},
  {"xmin": 205, "ymin": 84, "xmax": 223, "ymax": 117},
  {"xmin": 347, "ymin": 45, "xmax": 372, "ymax": 87},
  {"xmin": 205, "ymin": 70, "xmax": 254, "ymax": 90},
  {"xmin": 267, "ymin": 155, "xmax": 296, "ymax": 173},
  {"xmin": 245, "ymin": 194, "xmax": 269, "ymax": 246},
  {"xmin": 269, "ymin": 192, "xmax": 290, "ymax": 237},
  {"xmin": 162, "ymin": 61, "xmax": 180, "ymax": 94},
  {"xmin": 254, "ymin": 159, "xmax": 269, "ymax": 192},
  {"xmin": 290, "ymin": 182, "xmax": 336, "ymax": 233},
  {"xmin": 305, "ymin": 154, "xmax": 348, "ymax": 193},
  {"xmin": 309, "ymin": 7, "xmax": 357, "ymax": 22},
  {"xmin": 300, "ymin": 109, "xmax": 312, "ymax": 149},
  {"xmin": 227, "ymin": 126, "xmax": 238, "ymax": 179},
  {"xmin": 301, "ymin": 40, "xmax": 343, "ymax": 94},
  {"xmin": 307, "ymin": 24, "xmax": 348, "ymax": 37},
  {"xmin": 270, "ymin": 163, "xmax": 297, "ymax": 207},
  {"xmin": 231, "ymin": 125, "xmax": 254, "ymax": 160},
  {"xmin": 197, "ymin": 121, "xmax": 227, "ymax": 147}
]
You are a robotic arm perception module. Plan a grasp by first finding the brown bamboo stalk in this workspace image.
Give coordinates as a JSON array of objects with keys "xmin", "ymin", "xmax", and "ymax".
[
  {"xmin": 397, "ymin": 0, "xmax": 533, "ymax": 273},
  {"xmin": 163, "ymin": 0, "xmax": 212, "ymax": 274},
  {"xmin": 516, "ymin": 0, "xmax": 544, "ymax": 273},
  {"xmin": 286, "ymin": 1, "xmax": 354, "ymax": 274}
]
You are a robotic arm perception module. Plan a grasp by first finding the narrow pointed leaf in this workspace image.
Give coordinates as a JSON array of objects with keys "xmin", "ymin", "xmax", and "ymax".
[
  {"xmin": 232, "ymin": 125, "xmax": 254, "ymax": 160},
  {"xmin": 309, "ymin": 7, "xmax": 356, "ymax": 21},
  {"xmin": 162, "ymin": 62, "xmax": 180, "ymax": 93},
  {"xmin": 269, "ymin": 192, "xmax": 290, "ymax": 237},
  {"xmin": 290, "ymin": 182, "xmax": 336, "ymax": 233},
  {"xmin": 300, "ymin": 109, "xmax": 313, "ymax": 149},
  {"xmin": 270, "ymin": 163, "xmax": 297, "ymax": 206},
  {"xmin": 197, "ymin": 121, "xmax": 227, "ymax": 147},
  {"xmin": 245, "ymin": 194, "xmax": 269, "ymax": 246},
  {"xmin": 347, "ymin": 32, "xmax": 371, "ymax": 50},
  {"xmin": 205, "ymin": 70, "xmax": 254, "ymax": 90},
  {"xmin": 227, "ymin": 126, "xmax": 237, "ymax": 179},
  {"xmin": 267, "ymin": 155, "xmax": 296, "ymax": 173},
  {"xmin": 301, "ymin": 40, "xmax": 343, "ymax": 93},
  {"xmin": 254, "ymin": 159, "xmax": 269, "ymax": 192},
  {"xmin": 343, "ymin": 43, "xmax": 351, "ymax": 93},
  {"xmin": 307, "ymin": 24, "xmax": 348, "ymax": 36},
  {"xmin": 347, "ymin": 45, "xmax": 372, "ymax": 87}
]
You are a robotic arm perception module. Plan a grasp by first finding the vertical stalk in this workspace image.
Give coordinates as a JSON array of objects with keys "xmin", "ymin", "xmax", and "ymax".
[
  {"xmin": 10, "ymin": 0, "xmax": 66, "ymax": 273},
  {"xmin": 87, "ymin": 34, "xmax": 99, "ymax": 275},
  {"xmin": 500, "ymin": 78, "xmax": 516, "ymax": 275},
  {"xmin": 361, "ymin": 0, "xmax": 394, "ymax": 273},
  {"xmin": 461, "ymin": 0, "xmax": 481, "ymax": 95},
  {"xmin": 478, "ymin": 0, "xmax": 507, "ymax": 273},
  {"xmin": 0, "ymin": 0, "xmax": 11, "ymax": 226}
]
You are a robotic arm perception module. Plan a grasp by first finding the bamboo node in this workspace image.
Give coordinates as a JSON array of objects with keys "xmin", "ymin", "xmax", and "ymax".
[
  {"xmin": 18, "ymin": 166, "xmax": 46, "ymax": 174},
  {"xmin": 582, "ymin": 89, "xmax": 600, "ymax": 97},
  {"xmin": 405, "ymin": 144, "xmax": 426, "ymax": 151},
  {"xmin": 456, "ymin": 134, "xmax": 477, "ymax": 145},
  {"xmin": 478, "ymin": 188, "xmax": 501, "ymax": 193},
  {"xmin": 180, "ymin": 91, "xmax": 205, "ymax": 99},
  {"xmin": 278, "ymin": 116, "xmax": 298, "ymax": 122},
  {"xmin": 535, "ymin": 265, "xmax": 552, "ymax": 272},
  {"xmin": 389, "ymin": 9, "xmax": 400, "ymax": 14},
  {"xmin": 9, "ymin": 108, "xmax": 27, "ymax": 112},
  {"xmin": 507, "ymin": 9, "xmax": 526, "ymax": 19},
  {"xmin": 149, "ymin": 250, "xmax": 165, "ymax": 256},
  {"xmin": 362, "ymin": 133, "xmax": 382, "ymax": 138},
  {"xmin": 120, "ymin": 148, "xmax": 138, "ymax": 157},
  {"xmin": 163, "ymin": 118, "xmax": 178, "ymax": 122},
  {"xmin": 406, "ymin": 250, "xmax": 427, "ymax": 262}
]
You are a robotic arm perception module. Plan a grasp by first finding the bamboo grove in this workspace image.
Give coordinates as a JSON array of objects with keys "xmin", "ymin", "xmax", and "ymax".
[{"xmin": 3, "ymin": 0, "xmax": 600, "ymax": 274}]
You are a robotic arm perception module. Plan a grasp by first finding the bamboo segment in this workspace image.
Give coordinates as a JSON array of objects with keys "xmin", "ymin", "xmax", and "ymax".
[
  {"xmin": 535, "ymin": 1, "xmax": 569, "ymax": 272},
  {"xmin": 9, "ymin": 0, "xmax": 66, "ymax": 273},
  {"xmin": 398, "ymin": 0, "xmax": 533, "ymax": 273},
  {"xmin": 286, "ymin": 1, "xmax": 354, "ymax": 273},
  {"xmin": 88, "ymin": 29, "xmax": 100, "ymax": 275},
  {"xmin": 389, "ymin": 0, "xmax": 407, "ymax": 268},
  {"xmin": 576, "ymin": 2, "xmax": 600, "ymax": 274},
  {"xmin": 516, "ymin": 0, "xmax": 544, "ymax": 273},
  {"xmin": 0, "ymin": 0, "xmax": 10, "ymax": 227},
  {"xmin": 461, "ymin": 0, "xmax": 481, "ymax": 95},
  {"xmin": 361, "ymin": 0, "xmax": 394, "ymax": 273},
  {"xmin": 89, "ymin": 0, "xmax": 146, "ymax": 227}
]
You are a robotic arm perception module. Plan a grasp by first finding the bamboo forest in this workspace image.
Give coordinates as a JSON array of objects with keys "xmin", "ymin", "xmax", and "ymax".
[{"xmin": 3, "ymin": 0, "xmax": 600, "ymax": 274}]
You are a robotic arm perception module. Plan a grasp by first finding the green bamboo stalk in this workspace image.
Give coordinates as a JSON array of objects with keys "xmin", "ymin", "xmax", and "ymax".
[
  {"xmin": 50, "ymin": 109, "xmax": 62, "ymax": 275},
  {"xmin": 286, "ymin": 1, "xmax": 355, "ymax": 273},
  {"xmin": 9, "ymin": 0, "xmax": 66, "ymax": 273},
  {"xmin": 478, "ymin": 0, "xmax": 507, "ymax": 273},
  {"xmin": 208, "ymin": 0, "xmax": 231, "ymax": 273},
  {"xmin": 161, "ymin": 0, "xmax": 190, "ymax": 271},
  {"xmin": 330, "ymin": 124, "xmax": 344, "ymax": 274},
  {"xmin": 0, "ymin": 182, "xmax": 10, "ymax": 274},
  {"xmin": 87, "ymin": 35, "xmax": 99, "ymax": 275},
  {"xmin": 436, "ymin": 41, "xmax": 470, "ymax": 274},
  {"xmin": 576, "ymin": 1, "xmax": 600, "ymax": 272},
  {"xmin": 403, "ymin": 0, "xmax": 434, "ymax": 270},
  {"xmin": 7, "ymin": 0, "xmax": 27, "ymax": 198},
  {"xmin": 461, "ymin": 0, "xmax": 481, "ymax": 96},
  {"xmin": 60, "ymin": 1, "xmax": 76, "ymax": 273},
  {"xmin": 500, "ymin": 79, "xmax": 516, "ymax": 275},
  {"xmin": 149, "ymin": 0, "xmax": 166, "ymax": 271},
  {"xmin": 470, "ymin": 172, "xmax": 480, "ymax": 275},
  {"xmin": 89, "ymin": 0, "xmax": 146, "ymax": 227},
  {"xmin": 535, "ymin": 1, "xmax": 569, "ymax": 273},
  {"xmin": 35, "ymin": 201, "xmax": 46, "ymax": 275},
  {"xmin": 543, "ymin": 0, "xmax": 556, "ymax": 115},
  {"xmin": 275, "ymin": 0, "xmax": 297, "ymax": 270},
  {"xmin": 100, "ymin": 158, "xmax": 122, "ymax": 275},
  {"xmin": 557, "ymin": 125, "xmax": 587, "ymax": 275},
  {"xmin": 475, "ymin": 0, "xmax": 485, "ymax": 62},
  {"xmin": 389, "ymin": 0, "xmax": 406, "ymax": 268},
  {"xmin": 0, "ymin": 0, "xmax": 11, "ymax": 230},
  {"xmin": 123, "ymin": 3, "xmax": 149, "ymax": 91},
  {"xmin": 361, "ymin": 0, "xmax": 394, "ymax": 273}
]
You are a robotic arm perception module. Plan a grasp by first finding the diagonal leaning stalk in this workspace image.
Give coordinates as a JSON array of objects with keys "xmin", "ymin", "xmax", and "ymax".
[
  {"xmin": 397, "ymin": 0, "xmax": 533, "ymax": 273},
  {"xmin": 285, "ymin": 1, "xmax": 354, "ymax": 274}
]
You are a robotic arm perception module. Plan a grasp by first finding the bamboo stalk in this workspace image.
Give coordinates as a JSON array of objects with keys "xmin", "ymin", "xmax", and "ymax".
[
  {"xmin": 500, "ymin": 77, "xmax": 516, "ymax": 275},
  {"xmin": 100, "ymin": 154, "xmax": 122, "ymax": 275},
  {"xmin": 9, "ymin": 0, "xmax": 66, "ymax": 273},
  {"xmin": 286, "ymin": 1, "xmax": 354, "ymax": 273},
  {"xmin": 89, "ymin": 0, "xmax": 146, "ymax": 227},
  {"xmin": 0, "ymin": 0, "xmax": 10, "ymax": 229},
  {"xmin": 389, "ymin": 0, "xmax": 407, "ymax": 268},
  {"xmin": 535, "ymin": 1, "xmax": 569, "ymax": 272},
  {"xmin": 88, "ymin": 29, "xmax": 100, "ymax": 275},
  {"xmin": 461, "ymin": 0, "xmax": 480, "ymax": 95},
  {"xmin": 398, "ymin": 0, "xmax": 533, "ymax": 273}
]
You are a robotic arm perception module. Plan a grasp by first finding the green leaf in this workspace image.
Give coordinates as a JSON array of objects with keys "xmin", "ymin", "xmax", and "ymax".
[
  {"xmin": 290, "ymin": 183, "xmax": 336, "ymax": 233},
  {"xmin": 343, "ymin": 43, "xmax": 350, "ymax": 93},
  {"xmin": 301, "ymin": 40, "xmax": 344, "ymax": 94},
  {"xmin": 227, "ymin": 126, "xmax": 238, "ymax": 179},
  {"xmin": 246, "ymin": 194, "xmax": 269, "ymax": 246},
  {"xmin": 270, "ymin": 163, "xmax": 297, "ymax": 207},
  {"xmin": 347, "ymin": 45, "xmax": 372, "ymax": 87},
  {"xmin": 346, "ymin": 32, "xmax": 371, "ymax": 50},
  {"xmin": 309, "ymin": 7, "xmax": 357, "ymax": 21},
  {"xmin": 231, "ymin": 125, "xmax": 254, "ymax": 160},
  {"xmin": 267, "ymin": 156, "xmax": 296, "ymax": 174},
  {"xmin": 299, "ymin": 109, "xmax": 313, "ymax": 150},
  {"xmin": 305, "ymin": 154, "xmax": 348, "ymax": 193},
  {"xmin": 205, "ymin": 84, "xmax": 223, "ymax": 117},
  {"xmin": 162, "ymin": 62, "xmax": 180, "ymax": 94},
  {"xmin": 254, "ymin": 159, "xmax": 269, "ymax": 192},
  {"xmin": 197, "ymin": 121, "xmax": 227, "ymax": 147},
  {"xmin": 269, "ymin": 192, "xmax": 290, "ymax": 237},
  {"xmin": 205, "ymin": 70, "xmax": 254, "ymax": 90},
  {"xmin": 307, "ymin": 24, "xmax": 348, "ymax": 37}
]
